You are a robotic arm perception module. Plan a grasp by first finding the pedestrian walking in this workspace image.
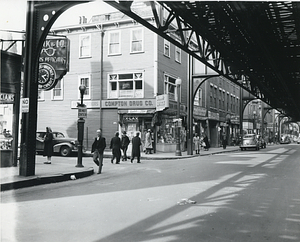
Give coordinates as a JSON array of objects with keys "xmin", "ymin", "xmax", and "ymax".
[
  {"xmin": 121, "ymin": 131, "xmax": 130, "ymax": 161},
  {"xmin": 144, "ymin": 129, "xmax": 153, "ymax": 154},
  {"xmin": 43, "ymin": 127, "xmax": 53, "ymax": 164},
  {"xmin": 193, "ymin": 133, "xmax": 201, "ymax": 154},
  {"xmin": 222, "ymin": 132, "xmax": 227, "ymax": 149},
  {"xmin": 131, "ymin": 132, "xmax": 142, "ymax": 163},
  {"xmin": 91, "ymin": 129, "xmax": 106, "ymax": 174},
  {"xmin": 110, "ymin": 131, "xmax": 121, "ymax": 164},
  {"xmin": 203, "ymin": 133, "xmax": 210, "ymax": 151}
]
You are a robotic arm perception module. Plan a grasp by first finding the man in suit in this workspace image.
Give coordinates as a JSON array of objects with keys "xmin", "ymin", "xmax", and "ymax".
[
  {"xmin": 91, "ymin": 129, "xmax": 106, "ymax": 174},
  {"xmin": 121, "ymin": 131, "xmax": 130, "ymax": 161},
  {"xmin": 131, "ymin": 132, "xmax": 142, "ymax": 163},
  {"xmin": 110, "ymin": 131, "xmax": 121, "ymax": 164}
]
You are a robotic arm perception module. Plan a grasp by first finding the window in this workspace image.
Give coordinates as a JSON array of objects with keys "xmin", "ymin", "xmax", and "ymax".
[
  {"xmin": 175, "ymin": 46, "xmax": 181, "ymax": 63},
  {"xmin": 108, "ymin": 31, "xmax": 121, "ymax": 55},
  {"xmin": 79, "ymin": 34, "xmax": 91, "ymax": 58},
  {"xmin": 51, "ymin": 79, "xmax": 63, "ymax": 100},
  {"xmin": 108, "ymin": 72, "xmax": 143, "ymax": 99},
  {"xmin": 164, "ymin": 40, "xmax": 170, "ymax": 57},
  {"xmin": 130, "ymin": 28, "xmax": 143, "ymax": 53},
  {"xmin": 164, "ymin": 74, "xmax": 180, "ymax": 101},
  {"xmin": 38, "ymin": 89, "xmax": 44, "ymax": 101},
  {"xmin": 78, "ymin": 75, "xmax": 91, "ymax": 99},
  {"xmin": 194, "ymin": 88, "xmax": 202, "ymax": 106}
]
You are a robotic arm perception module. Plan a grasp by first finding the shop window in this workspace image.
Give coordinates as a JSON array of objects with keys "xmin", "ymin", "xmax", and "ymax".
[
  {"xmin": 175, "ymin": 46, "xmax": 181, "ymax": 63},
  {"xmin": 79, "ymin": 34, "xmax": 91, "ymax": 58},
  {"xmin": 164, "ymin": 74, "xmax": 180, "ymax": 101},
  {"xmin": 130, "ymin": 28, "xmax": 143, "ymax": 53},
  {"xmin": 108, "ymin": 72, "xmax": 143, "ymax": 99},
  {"xmin": 51, "ymin": 79, "xmax": 63, "ymax": 100},
  {"xmin": 78, "ymin": 74, "xmax": 91, "ymax": 99},
  {"xmin": 164, "ymin": 40, "xmax": 170, "ymax": 57},
  {"xmin": 108, "ymin": 31, "xmax": 121, "ymax": 55},
  {"xmin": 157, "ymin": 118, "xmax": 176, "ymax": 144}
]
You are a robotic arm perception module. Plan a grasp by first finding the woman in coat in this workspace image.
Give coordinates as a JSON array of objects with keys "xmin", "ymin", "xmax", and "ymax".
[
  {"xmin": 144, "ymin": 129, "xmax": 153, "ymax": 154},
  {"xmin": 43, "ymin": 127, "xmax": 53, "ymax": 164},
  {"xmin": 193, "ymin": 133, "xmax": 201, "ymax": 154}
]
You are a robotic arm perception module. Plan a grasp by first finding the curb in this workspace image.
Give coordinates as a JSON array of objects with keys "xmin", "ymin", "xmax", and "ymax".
[{"xmin": 1, "ymin": 168, "xmax": 94, "ymax": 192}]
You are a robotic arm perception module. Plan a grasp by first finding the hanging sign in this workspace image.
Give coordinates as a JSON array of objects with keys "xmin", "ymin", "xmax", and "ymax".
[{"xmin": 38, "ymin": 38, "xmax": 70, "ymax": 90}]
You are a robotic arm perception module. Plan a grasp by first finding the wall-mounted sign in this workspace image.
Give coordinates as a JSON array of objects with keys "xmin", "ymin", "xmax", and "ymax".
[
  {"xmin": 38, "ymin": 38, "xmax": 70, "ymax": 90},
  {"xmin": 0, "ymin": 93, "xmax": 15, "ymax": 104},
  {"xmin": 156, "ymin": 94, "xmax": 169, "ymax": 111},
  {"xmin": 21, "ymin": 98, "xmax": 29, "ymax": 113},
  {"xmin": 101, "ymin": 99, "xmax": 156, "ymax": 109},
  {"xmin": 208, "ymin": 111, "xmax": 219, "ymax": 120}
]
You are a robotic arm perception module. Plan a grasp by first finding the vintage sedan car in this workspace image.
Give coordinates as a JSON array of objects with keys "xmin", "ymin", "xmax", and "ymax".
[
  {"xmin": 279, "ymin": 135, "xmax": 291, "ymax": 144},
  {"xmin": 240, "ymin": 134, "xmax": 260, "ymax": 151},
  {"xmin": 36, "ymin": 131, "xmax": 80, "ymax": 156}
]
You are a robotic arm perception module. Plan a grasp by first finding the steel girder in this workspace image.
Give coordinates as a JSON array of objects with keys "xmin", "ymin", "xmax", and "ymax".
[
  {"xmin": 20, "ymin": 1, "xmax": 88, "ymax": 176},
  {"xmin": 104, "ymin": 1, "xmax": 300, "ymax": 121}
]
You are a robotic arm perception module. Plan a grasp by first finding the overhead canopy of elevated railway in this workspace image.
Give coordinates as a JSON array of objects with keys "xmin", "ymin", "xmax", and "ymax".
[{"xmin": 105, "ymin": 1, "xmax": 300, "ymax": 121}]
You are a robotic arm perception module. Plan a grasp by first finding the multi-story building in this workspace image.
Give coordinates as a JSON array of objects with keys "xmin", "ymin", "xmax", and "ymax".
[{"xmin": 37, "ymin": 8, "xmax": 188, "ymax": 152}]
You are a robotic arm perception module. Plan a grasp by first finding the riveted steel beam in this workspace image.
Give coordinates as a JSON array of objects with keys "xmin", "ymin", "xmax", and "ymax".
[{"xmin": 20, "ymin": 1, "xmax": 88, "ymax": 176}]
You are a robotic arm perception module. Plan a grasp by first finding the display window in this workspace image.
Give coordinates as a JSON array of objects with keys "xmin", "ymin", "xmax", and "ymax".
[{"xmin": 157, "ymin": 116, "xmax": 177, "ymax": 144}]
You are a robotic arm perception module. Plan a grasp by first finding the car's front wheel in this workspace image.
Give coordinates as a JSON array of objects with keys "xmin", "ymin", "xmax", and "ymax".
[{"xmin": 60, "ymin": 146, "xmax": 71, "ymax": 157}]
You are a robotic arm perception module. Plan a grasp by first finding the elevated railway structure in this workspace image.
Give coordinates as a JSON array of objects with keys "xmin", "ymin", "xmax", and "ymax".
[
  {"xmin": 13, "ymin": 1, "xmax": 300, "ymax": 175},
  {"xmin": 106, "ymin": 1, "xmax": 300, "ymax": 122}
]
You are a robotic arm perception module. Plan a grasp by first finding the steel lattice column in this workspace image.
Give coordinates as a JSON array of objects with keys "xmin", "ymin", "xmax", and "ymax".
[{"xmin": 19, "ymin": 1, "xmax": 87, "ymax": 176}]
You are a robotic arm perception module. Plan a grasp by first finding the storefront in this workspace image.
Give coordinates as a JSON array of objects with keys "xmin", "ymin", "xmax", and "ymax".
[
  {"xmin": 156, "ymin": 101, "xmax": 187, "ymax": 152},
  {"xmin": 1, "ymin": 51, "xmax": 22, "ymax": 167}
]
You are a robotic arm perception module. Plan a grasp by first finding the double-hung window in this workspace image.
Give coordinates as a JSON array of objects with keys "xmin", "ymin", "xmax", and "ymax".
[
  {"xmin": 164, "ymin": 40, "xmax": 170, "ymax": 57},
  {"xmin": 164, "ymin": 74, "xmax": 180, "ymax": 101},
  {"xmin": 175, "ymin": 46, "xmax": 181, "ymax": 63},
  {"xmin": 108, "ymin": 31, "xmax": 121, "ymax": 55},
  {"xmin": 194, "ymin": 88, "xmax": 202, "ymax": 106},
  {"xmin": 79, "ymin": 34, "xmax": 91, "ymax": 58},
  {"xmin": 78, "ymin": 74, "xmax": 91, "ymax": 99},
  {"xmin": 51, "ymin": 79, "xmax": 63, "ymax": 100},
  {"xmin": 108, "ymin": 72, "xmax": 143, "ymax": 99},
  {"xmin": 130, "ymin": 28, "xmax": 143, "ymax": 53}
]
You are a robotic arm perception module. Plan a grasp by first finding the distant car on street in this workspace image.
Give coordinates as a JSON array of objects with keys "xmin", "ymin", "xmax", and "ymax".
[
  {"xmin": 36, "ymin": 131, "xmax": 81, "ymax": 156},
  {"xmin": 240, "ymin": 134, "xmax": 260, "ymax": 151},
  {"xmin": 280, "ymin": 135, "xmax": 291, "ymax": 144}
]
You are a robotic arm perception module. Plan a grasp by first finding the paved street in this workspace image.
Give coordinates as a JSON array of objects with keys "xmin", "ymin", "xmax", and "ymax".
[{"xmin": 1, "ymin": 144, "xmax": 300, "ymax": 242}]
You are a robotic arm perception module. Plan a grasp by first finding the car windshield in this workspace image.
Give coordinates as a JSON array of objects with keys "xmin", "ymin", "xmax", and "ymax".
[{"xmin": 244, "ymin": 135, "xmax": 255, "ymax": 139}]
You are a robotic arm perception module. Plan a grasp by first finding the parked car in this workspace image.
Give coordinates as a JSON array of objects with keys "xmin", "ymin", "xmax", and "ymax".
[
  {"xmin": 257, "ymin": 135, "xmax": 267, "ymax": 149},
  {"xmin": 36, "ymin": 131, "xmax": 81, "ymax": 156},
  {"xmin": 280, "ymin": 135, "xmax": 291, "ymax": 144},
  {"xmin": 240, "ymin": 134, "xmax": 260, "ymax": 151}
]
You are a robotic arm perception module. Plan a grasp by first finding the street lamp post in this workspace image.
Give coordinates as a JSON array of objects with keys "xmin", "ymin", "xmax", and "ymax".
[
  {"xmin": 175, "ymin": 78, "xmax": 182, "ymax": 156},
  {"xmin": 76, "ymin": 85, "xmax": 86, "ymax": 167}
]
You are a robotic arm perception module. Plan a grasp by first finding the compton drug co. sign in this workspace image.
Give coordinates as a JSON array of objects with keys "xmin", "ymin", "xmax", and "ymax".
[{"xmin": 38, "ymin": 38, "xmax": 70, "ymax": 90}]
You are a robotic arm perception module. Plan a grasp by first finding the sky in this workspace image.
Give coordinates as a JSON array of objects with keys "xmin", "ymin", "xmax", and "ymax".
[{"xmin": 0, "ymin": 0, "xmax": 115, "ymax": 34}]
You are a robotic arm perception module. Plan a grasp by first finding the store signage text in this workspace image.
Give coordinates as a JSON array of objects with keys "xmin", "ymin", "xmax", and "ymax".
[
  {"xmin": 102, "ymin": 99, "xmax": 156, "ymax": 109},
  {"xmin": 156, "ymin": 94, "xmax": 169, "ymax": 111},
  {"xmin": 0, "ymin": 93, "xmax": 14, "ymax": 104},
  {"xmin": 38, "ymin": 38, "xmax": 70, "ymax": 91}
]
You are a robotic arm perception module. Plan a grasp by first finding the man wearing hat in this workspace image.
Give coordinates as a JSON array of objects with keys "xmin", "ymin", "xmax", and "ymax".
[{"xmin": 121, "ymin": 131, "xmax": 130, "ymax": 161}]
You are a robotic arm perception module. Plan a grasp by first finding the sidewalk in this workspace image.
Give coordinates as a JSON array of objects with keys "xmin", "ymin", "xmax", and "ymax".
[{"xmin": 1, "ymin": 146, "xmax": 239, "ymax": 191}]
